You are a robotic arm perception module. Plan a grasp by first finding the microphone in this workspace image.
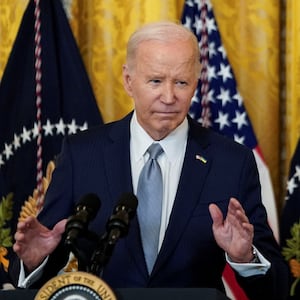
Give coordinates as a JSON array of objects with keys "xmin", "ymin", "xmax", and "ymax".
[
  {"xmin": 89, "ymin": 192, "xmax": 138, "ymax": 275},
  {"xmin": 106, "ymin": 192, "xmax": 138, "ymax": 243},
  {"xmin": 65, "ymin": 193, "xmax": 101, "ymax": 247}
]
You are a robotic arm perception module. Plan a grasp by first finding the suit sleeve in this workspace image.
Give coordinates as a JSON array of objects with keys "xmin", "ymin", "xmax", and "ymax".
[{"xmin": 234, "ymin": 149, "xmax": 289, "ymax": 300}]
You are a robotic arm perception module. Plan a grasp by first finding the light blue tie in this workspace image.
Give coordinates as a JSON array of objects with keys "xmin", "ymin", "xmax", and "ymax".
[{"xmin": 137, "ymin": 143, "xmax": 163, "ymax": 273}]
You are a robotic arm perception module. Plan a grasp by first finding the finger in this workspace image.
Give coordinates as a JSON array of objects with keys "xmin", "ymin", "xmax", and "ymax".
[
  {"xmin": 53, "ymin": 219, "xmax": 67, "ymax": 235},
  {"xmin": 209, "ymin": 203, "xmax": 224, "ymax": 227},
  {"xmin": 14, "ymin": 231, "xmax": 24, "ymax": 242},
  {"xmin": 227, "ymin": 198, "xmax": 249, "ymax": 224},
  {"xmin": 13, "ymin": 240, "xmax": 26, "ymax": 256},
  {"xmin": 16, "ymin": 221, "xmax": 27, "ymax": 232},
  {"xmin": 17, "ymin": 216, "xmax": 37, "ymax": 232},
  {"xmin": 242, "ymin": 222, "xmax": 254, "ymax": 234},
  {"xmin": 13, "ymin": 243, "xmax": 21, "ymax": 254},
  {"xmin": 236, "ymin": 209, "xmax": 250, "ymax": 224},
  {"xmin": 227, "ymin": 200, "xmax": 254, "ymax": 239},
  {"xmin": 228, "ymin": 198, "xmax": 244, "ymax": 214},
  {"xmin": 25, "ymin": 216, "xmax": 40, "ymax": 227}
]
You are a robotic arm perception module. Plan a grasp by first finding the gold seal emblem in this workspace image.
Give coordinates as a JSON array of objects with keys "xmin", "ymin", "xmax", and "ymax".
[{"xmin": 34, "ymin": 271, "xmax": 117, "ymax": 300}]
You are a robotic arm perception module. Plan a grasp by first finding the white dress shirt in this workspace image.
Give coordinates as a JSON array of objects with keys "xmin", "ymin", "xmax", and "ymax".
[{"xmin": 130, "ymin": 112, "xmax": 188, "ymax": 249}]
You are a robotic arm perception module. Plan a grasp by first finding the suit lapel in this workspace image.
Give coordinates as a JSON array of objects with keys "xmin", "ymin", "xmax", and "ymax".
[
  {"xmin": 103, "ymin": 115, "xmax": 132, "ymax": 200},
  {"xmin": 103, "ymin": 112, "xmax": 148, "ymax": 277}
]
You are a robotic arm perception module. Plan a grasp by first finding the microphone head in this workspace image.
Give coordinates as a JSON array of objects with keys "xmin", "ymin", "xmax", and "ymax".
[
  {"xmin": 116, "ymin": 192, "xmax": 138, "ymax": 219},
  {"xmin": 76, "ymin": 193, "xmax": 101, "ymax": 220}
]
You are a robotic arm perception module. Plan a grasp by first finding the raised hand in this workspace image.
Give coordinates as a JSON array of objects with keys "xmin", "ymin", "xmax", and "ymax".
[
  {"xmin": 209, "ymin": 197, "xmax": 254, "ymax": 263},
  {"xmin": 13, "ymin": 216, "xmax": 67, "ymax": 272}
]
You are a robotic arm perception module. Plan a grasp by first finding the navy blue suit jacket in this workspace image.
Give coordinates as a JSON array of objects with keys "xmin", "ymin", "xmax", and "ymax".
[{"xmin": 10, "ymin": 113, "xmax": 289, "ymax": 299}]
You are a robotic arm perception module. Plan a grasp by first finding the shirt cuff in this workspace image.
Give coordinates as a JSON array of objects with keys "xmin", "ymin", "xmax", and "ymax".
[
  {"xmin": 226, "ymin": 246, "xmax": 271, "ymax": 277},
  {"xmin": 18, "ymin": 257, "xmax": 49, "ymax": 288}
]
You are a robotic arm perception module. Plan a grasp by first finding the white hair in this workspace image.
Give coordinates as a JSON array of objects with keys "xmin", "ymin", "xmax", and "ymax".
[{"xmin": 126, "ymin": 21, "xmax": 201, "ymax": 76}]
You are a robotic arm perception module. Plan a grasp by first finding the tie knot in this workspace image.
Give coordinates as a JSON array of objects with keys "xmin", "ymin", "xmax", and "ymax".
[{"xmin": 147, "ymin": 143, "xmax": 163, "ymax": 160}]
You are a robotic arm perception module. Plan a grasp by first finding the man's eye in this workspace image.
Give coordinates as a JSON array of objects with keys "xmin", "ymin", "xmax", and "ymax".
[
  {"xmin": 176, "ymin": 81, "xmax": 187, "ymax": 87},
  {"xmin": 149, "ymin": 79, "xmax": 161, "ymax": 84}
]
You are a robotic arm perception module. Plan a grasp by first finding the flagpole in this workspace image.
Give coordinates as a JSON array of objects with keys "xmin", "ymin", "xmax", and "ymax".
[
  {"xmin": 34, "ymin": 0, "xmax": 43, "ymax": 207},
  {"xmin": 199, "ymin": 0, "xmax": 211, "ymax": 128}
]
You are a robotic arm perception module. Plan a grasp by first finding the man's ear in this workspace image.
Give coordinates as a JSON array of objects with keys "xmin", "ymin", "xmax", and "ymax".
[{"xmin": 122, "ymin": 64, "xmax": 133, "ymax": 97}]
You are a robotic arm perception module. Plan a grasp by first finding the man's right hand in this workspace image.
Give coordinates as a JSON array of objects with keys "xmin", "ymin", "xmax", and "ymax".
[{"xmin": 13, "ymin": 216, "xmax": 67, "ymax": 272}]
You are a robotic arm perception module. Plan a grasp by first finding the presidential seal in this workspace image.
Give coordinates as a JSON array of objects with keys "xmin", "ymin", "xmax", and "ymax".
[{"xmin": 34, "ymin": 271, "xmax": 117, "ymax": 300}]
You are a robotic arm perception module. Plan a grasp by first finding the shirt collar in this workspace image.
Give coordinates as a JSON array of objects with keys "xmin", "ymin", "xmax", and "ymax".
[{"xmin": 130, "ymin": 111, "xmax": 188, "ymax": 162}]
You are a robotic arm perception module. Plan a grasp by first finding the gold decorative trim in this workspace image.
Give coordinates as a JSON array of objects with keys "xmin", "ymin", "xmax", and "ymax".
[
  {"xmin": 35, "ymin": 271, "xmax": 117, "ymax": 300},
  {"xmin": 19, "ymin": 160, "xmax": 55, "ymax": 221}
]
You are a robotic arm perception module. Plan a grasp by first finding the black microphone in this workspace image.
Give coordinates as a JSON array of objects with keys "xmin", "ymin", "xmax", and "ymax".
[
  {"xmin": 106, "ymin": 192, "xmax": 138, "ymax": 243},
  {"xmin": 65, "ymin": 193, "xmax": 101, "ymax": 247},
  {"xmin": 89, "ymin": 192, "xmax": 138, "ymax": 275}
]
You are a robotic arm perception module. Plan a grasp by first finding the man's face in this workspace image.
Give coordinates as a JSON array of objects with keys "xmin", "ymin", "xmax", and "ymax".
[{"xmin": 123, "ymin": 39, "xmax": 199, "ymax": 140}]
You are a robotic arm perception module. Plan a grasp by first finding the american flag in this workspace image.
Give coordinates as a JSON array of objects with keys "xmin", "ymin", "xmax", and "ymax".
[
  {"xmin": 280, "ymin": 139, "xmax": 300, "ymax": 297},
  {"xmin": 280, "ymin": 139, "xmax": 300, "ymax": 247},
  {"xmin": 182, "ymin": 0, "xmax": 279, "ymax": 299},
  {"xmin": 185, "ymin": 2, "xmax": 256, "ymax": 148}
]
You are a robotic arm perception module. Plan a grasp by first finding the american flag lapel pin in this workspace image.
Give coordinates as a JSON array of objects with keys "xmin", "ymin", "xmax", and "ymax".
[{"xmin": 195, "ymin": 154, "xmax": 207, "ymax": 164}]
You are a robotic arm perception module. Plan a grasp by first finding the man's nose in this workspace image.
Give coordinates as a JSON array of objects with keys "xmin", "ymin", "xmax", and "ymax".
[{"xmin": 161, "ymin": 83, "xmax": 175, "ymax": 104}]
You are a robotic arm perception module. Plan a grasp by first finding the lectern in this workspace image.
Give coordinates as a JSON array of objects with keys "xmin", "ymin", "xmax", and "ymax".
[
  {"xmin": 1, "ymin": 271, "xmax": 230, "ymax": 299},
  {"xmin": 1, "ymin": 288, "xmax": 230, "ymax": 300}
]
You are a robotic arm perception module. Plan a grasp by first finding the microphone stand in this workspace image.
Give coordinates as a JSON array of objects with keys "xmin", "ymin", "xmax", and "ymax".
[
  {"xmin": 88, "ymin": 231, "xmax": 120, "ymax": 276},
  {"xmin": 88, "ymin": 210, "xmax": 129, "ymax": 276},
  {"xmin": 65, "ymin": 229, "xmax": 100, "ymax": 272}
]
